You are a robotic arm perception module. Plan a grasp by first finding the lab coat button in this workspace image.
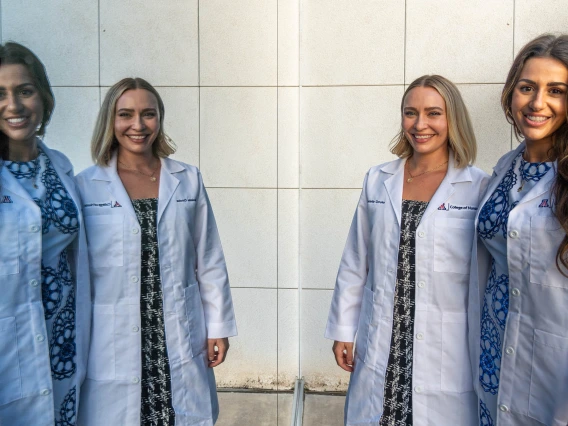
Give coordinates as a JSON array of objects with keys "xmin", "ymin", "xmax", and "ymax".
[
  {"xmin": 30, "ymin": 225, "xmax": 40, "ymax": 233},
  {"xmin": 132, "ymin": 228, "xmax": 139, "ymax": 234},
  {"xmin": 417, "ymin": 281, "xmax": 425, "ymax": 288},
  {"xmin": 41, "ymin": 389, "xmax": 51, "ymax": 396},
  {"xmin": 131, "ymin": 376, "xmax": 140, "ymax": 384},
  {"xmin": 511, "ymin": 288, "xmax": 520, "ymax": 297},
  {"xmin": 416, "ymin": 333, "xmax": 424, "ymax": 340},
  {"xmin": 499, "ymin": 404, "xmax": 509, "ymax": 413},
  {"xmin": 132, "ymin": 326, "xmax": 140, "ymax": 333},
  {"xmin": 130, "ymin": 276, "xmax": 139, "ymax": 283},
  {"xmin": 29, "ymin": 279, "xmax": 39, "ymax": 287},
  {"xmin": 505, "ymin": 347, "xmax": 515, "ymax": 355},
  {"xmin": 508, "ymin": 230, "xmax": 519, "ymax": 239},
  {"xmin": 415, "ymin": 386, "xmax": 423, "ymax": 393},
  {"xmin": 418, "ymin": 231, "xmax": 425, "ymax": 238},
  {"xmin": 36, "ymin": 334, "xmax": 45, "ymax": 342}
]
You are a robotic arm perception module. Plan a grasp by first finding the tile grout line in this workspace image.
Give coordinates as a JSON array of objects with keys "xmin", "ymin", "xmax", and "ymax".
[
  {"xmin": 197, "ymin": 0, "xmax": 201, "ymax": 169},
  {"xmin": 276, "ymin": 0, "xmax": 279, "ymax": 420}
]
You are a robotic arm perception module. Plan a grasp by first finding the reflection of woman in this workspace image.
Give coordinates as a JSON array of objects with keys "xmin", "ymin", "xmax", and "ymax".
[
  {"xmin": 75, "ymin": 78, "xmax": 237, "ymax": 425},
  {"xmin": 0, "ymin": 42, "xmax": 89, "ymax": 425},
  {"xmin": 470, "ymin": 34, "xmax": 568, "ymax": 425},
  {"xmin": 326, "ymin": 75, "xmax": 489, "ymax": 425}
]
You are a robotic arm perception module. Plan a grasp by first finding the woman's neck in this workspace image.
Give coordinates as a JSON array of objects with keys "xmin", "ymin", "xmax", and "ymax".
[
  {"xmin": 116, "ymin": 149, "xmax": 158, "ymax": 168},
  {"xmin": 524, "ymin": 139, "xmax": 554, "ymax": 162},
  {"xmin": 407, "ymin": 149, "xmax": 450, "ymax": 172},
  {"xmin": 7, "ymin": 138, "xmax": 39, "ymax": 161}
]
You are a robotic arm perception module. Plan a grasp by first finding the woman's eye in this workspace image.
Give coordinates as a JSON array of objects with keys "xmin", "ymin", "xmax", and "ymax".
[
  {"xmin": 519, "ymin": 85, "xmax": 533, "ymax": 92},
  {"xmin": 20, "ymin": 89, "xmax": 33, "ymax": 96},
  {"xmin": 144, "ymin": 112, "xmax": 156, "ymax": 118},
  {"xmin": 429, "ymin": 111, "xmax": 441, "ymax": 116},
  {"xmin": 118, "ymin": 113, "xmax": 131, "ymax": 118},
  {"xmin": 404, "ymin": 111, "xmax": 415, "ymax": 116},
  {"xmin": 550, "ymin": 88, "xmax": 565, "ymax": 95}
]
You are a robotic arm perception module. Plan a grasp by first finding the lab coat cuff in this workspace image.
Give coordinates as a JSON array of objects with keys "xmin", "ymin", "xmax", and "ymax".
[
  {"xmin": 324, "ymin": 322, "xmax": 356, "ymax": 342},
  {"xmin": 207, "ymin": 320, "xmax": 238, "ymax": 339}
]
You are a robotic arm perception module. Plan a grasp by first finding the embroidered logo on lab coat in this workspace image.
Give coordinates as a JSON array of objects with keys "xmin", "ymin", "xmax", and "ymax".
[
  {"xmin": 112, "ymin": 201, "xmax": 122, "ymax": 208},
  {"xmin": 438, "ymin": 203, "xmax": 448, "ymax": 210},
  {"xmin": 367, "ymin": 200, "xmax": 385, "ymax": 204},
  {"xmin": 1, "ymin": 195, "xmax": 13, "ymax": 203},
  {"xmin": 539, "ymin": 199, "xmax": 551, "ymax": 208},
  {"xmin": 176, "ymin": 198, "xmax": 196, "ymax": 203},
  {"xmin": 438, "ymin": 203, "xmax": 477, "ymax": 211}
]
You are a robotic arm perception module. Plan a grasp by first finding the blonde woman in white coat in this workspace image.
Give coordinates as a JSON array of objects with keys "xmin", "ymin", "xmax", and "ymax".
[
  {"xmin": 75, "ymin": 78, "xmax": 237, "ymax": 426},
  {"xmin": 0, "ymin": 42, "xmax": 90, "ymax": 426},
  {"xmin": 469, "ymin": 34, "xmax": 568, "ymax": 426},
  {"xmin": 326, "ymin": 75, "xmax": 489, "ymax": 426}
]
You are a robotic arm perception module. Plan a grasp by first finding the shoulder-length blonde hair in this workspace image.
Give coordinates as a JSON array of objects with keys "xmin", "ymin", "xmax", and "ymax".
[
  {"xmin": 91, "ymin": 77, "xmax": 176, "ymax": 165},
  {"xmin": 389, "ymin": 75, "xmax": 476, "ymax": 168}
]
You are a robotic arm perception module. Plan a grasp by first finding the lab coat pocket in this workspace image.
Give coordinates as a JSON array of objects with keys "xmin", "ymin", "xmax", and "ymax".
[
  {"xmin": 0, "ymin": 317, "xmax": 22, "ymax": 405},
  {"xmin": 434, "ymin": 218, "xmax": 474, "ymax": 275},
  {"xmin": 184, "ymin": 282, "xmax": 207, "ymax": 358},
  {"xmin": 0, "ymin": 213, "xmax": 19, "ymax": 275},
  {"xmin": 355, "ymin": 287, "xmax": 381, "ymax": 366},
  {"xmin": 86, "ymin": 305, "xmax": 115, "ymax": 380},
  {"xmin": 441, "ymin": 312, "xmax": 473, "ymax": 392},
  {"xmin": 84, "ymin": 215, "xmax": 124, "ymax": 268},
  {"xmin": 528, "ymin": 329, "xmax": 568, "ymax": 425},
  {"xmin": 530, "ymin": 216, "xmax": 567, "ymax": 288}
]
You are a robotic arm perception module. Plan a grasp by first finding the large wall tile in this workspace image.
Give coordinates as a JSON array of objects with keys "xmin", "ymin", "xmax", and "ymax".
[
  {"xmin": 300, "ymin": 189, "xmax": 361, "ymax": 290},
  {"xmin": 301, "ymin": 86, "xmax": 400, "ymax": 188},
  {"xmin": 278, "ymin": 289, "xmax": 299, "ymax": 389},
  {"xmin": 46, "ymin": 87, "xmax": 100, "ymax": 172},
  {"xmin": 458, "ymin": 84, "xmax": 512, "ymax": 174},
  {"xmin": 301, "ymin": 0, "xmax": 405, "ymax": 85},
  {"xmin": 207, "ymin": 189, "xmax": 277, "ymax": 289},
  {"xmin": 2, "ymin": 0, "xmax": 98, "ymax": 86},
  {"xmin": 215, "ymin": 289, "xmax": 277, "ymax": 389},
  {"xmin": 278, "ymin": 88, "xmax": 299, "ymax": 188},
  {"xmin": 200, "ymin": 88, "xmax": 277, "ymax": 187},
  {"xmin": 100, "ymin": 0, "xmax": 198, "ymax": 86},
  {"xmin": 300, "ymin": 289, "xmax": 350, "ymax": 392},
  {"xmin": 199, "ymin": 0, "xmax": 277, "ymax": 86},
  {"xmin": 515, "ymin": 0, "xmax": 568, "ymax": 52},
  {"xmin": 278, "ymin": 190, "xmax": 299, "ymax": 289},
  {"xmin": 406, "ymin": 0, "xmax": 514, "ymax": 84},
  {"xmin": 159, "ymin": 87, "xmax": 200, "ymax": 167},
  {"xmin": 278, "ymin": 0, "xmax": 299, "ymax": 86}
]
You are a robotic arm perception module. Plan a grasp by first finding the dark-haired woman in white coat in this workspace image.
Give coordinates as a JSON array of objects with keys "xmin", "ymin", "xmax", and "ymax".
[
  {"xmin": 326, "ymin": 75, "xmax": 489, "ymax": 426},
  {"xmin": 75, "ymin": 78, "xmax": 236, "ymax": 426}
]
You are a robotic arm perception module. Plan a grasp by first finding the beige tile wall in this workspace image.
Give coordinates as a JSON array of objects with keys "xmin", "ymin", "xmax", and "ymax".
[{"xmin": 3, "ymin": 0, "xmax": 567, "ymax": 395}]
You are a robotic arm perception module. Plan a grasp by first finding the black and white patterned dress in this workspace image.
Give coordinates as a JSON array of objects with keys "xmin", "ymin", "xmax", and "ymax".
[
  {"xmin": 380, "ymin": 199, "xmax": 428, "ymax": 426},
  {"xmin": 132, "ymin": 198, "xmax": 175, "ymax": 425}
]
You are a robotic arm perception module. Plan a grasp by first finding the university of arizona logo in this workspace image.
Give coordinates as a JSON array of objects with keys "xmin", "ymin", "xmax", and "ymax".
[
  {"xmin": 438, "ymin": 203, "xmax": 447, "ymax": 211},
  {"xmin": 1, "ymin": 195, "xmax": 13, "ymax": 203},
  {"xmin": 539, "ymin": 199, "xmax": 550, "ymax": 208},
  {"xmin": 112, "ymin": 201, "xmax": 122, "ymax": 208}
]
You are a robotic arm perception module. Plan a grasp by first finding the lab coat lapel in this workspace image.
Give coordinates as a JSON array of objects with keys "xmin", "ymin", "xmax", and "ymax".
[
  {"xmin": 516, "ymin": 160, "xmax": 556, "ymax": 206},
  {"xmin": 103, "ymin": 154, "xmax": 138, "ymax": 220},
  {"xmin": 157, "ymin": 157, "xmax": 182, "ymax": 225},
  {"xmin": 382, "ymin": 158, "xmax": 405, "ymax": 226},
  {"xmin": 0, "ymin": 161, "xmax": 34, "ymax": 202},
  {"xmin": 421, "ymin": 155, "xmax": 465, "ymax": 222}
]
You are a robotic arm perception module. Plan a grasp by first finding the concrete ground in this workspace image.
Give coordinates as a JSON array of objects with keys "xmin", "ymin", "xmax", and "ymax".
[{"xmin": 216, "ymin": 391, "xmax": 345, "ymax": 426}]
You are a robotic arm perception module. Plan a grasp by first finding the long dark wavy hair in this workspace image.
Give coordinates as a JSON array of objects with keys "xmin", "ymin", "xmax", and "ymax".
[
  {"xmin": 501, "ymin": 34, "xmax": 568, "ymax": 275},
  {"xmin": 0, "ymin": 42, "xmax": 55, "ymax": 160}
]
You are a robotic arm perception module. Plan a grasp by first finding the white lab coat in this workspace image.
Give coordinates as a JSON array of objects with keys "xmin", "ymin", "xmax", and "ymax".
[
  {"xmin": 75, "ymin": 155, "xmax": 237, "ymax": 426},
  {"xmin": 468, "ymin": 142, "xmax": 568, "ymax": 426},
  {"xmin": 0, "ymin": 141, "xmax": 90, "ymax": 426},
  {"xmin": 325, "ymin": 154, "xmax": 490, "ymax": 426}
]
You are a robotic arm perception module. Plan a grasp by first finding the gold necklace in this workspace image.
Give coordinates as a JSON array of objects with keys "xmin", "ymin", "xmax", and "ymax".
[
  {"xmin": 118, "ymin": 159, "xmax": 159, "ymax": 182},
  {"xmin": 406, "ymin": 160, "xmax": 448, "ymax": 183}
]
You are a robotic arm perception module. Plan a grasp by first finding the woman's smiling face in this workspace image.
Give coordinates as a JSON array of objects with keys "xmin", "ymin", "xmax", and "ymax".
[
  {"xmin": 511, "ymin": 56, "xmax": 568, "ymax": 146},
  {"xmin": 402, "ymin": 86, "xmax": 449, "ymax": 158},
  {"xmin": 0, "ymin": 64, "xmax": 44, "ymax": 147}
]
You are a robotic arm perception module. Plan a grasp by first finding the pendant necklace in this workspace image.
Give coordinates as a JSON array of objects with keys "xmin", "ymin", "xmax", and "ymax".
[
  {"xmin": 118, "ymin": 160, "xmax": 160, "ymax": 182},
  {"xmin": 406, "ymin": 159, "xmax": 448, "ymax": 183}
]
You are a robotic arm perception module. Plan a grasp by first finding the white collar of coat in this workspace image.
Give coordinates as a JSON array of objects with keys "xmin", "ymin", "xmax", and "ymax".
[
  {"xmin": 90, "ymin": 151, "xmax": 185, "ymax": 181},
  {"xmin": 379, "ymin": 149, "xmax": 473, "ymax": 183},
  {"xmin": 492, "ymin": 141, "xmax": 558, "ymax": 175},
  {"xmin": 37, "ymin": 138, "xmax": 73, "ymax": 175}
]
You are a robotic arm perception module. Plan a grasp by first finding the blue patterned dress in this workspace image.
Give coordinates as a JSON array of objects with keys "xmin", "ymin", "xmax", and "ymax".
[
  {"xmin": 476, "ymin": 150, "xmax": 552, "ymax": 425},
  {"xmin": 5, "ymin": 147, "xmax": 79, "ymax": 425}
]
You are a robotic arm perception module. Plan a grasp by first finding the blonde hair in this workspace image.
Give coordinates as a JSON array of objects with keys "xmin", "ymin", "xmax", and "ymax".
[
  {"xmin": 91, "ymin": 77, "xmax": 176, "ymax": 165},
  {"xmin": 389, "ymin": 75, "xmax": 477, "ymax": 168}
]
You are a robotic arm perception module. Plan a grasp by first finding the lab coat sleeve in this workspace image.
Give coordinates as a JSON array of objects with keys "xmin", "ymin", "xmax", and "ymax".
[
  {"xmin": 325, "ymin": 172, "xmax": 371, "ymax": 342},
  {"xmin": 192, "ymin": 170, "xmax": 237, "ymax": 339}
]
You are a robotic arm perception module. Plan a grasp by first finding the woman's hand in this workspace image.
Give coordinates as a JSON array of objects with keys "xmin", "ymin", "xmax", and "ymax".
[
  {"xmin": 207, "ymin": 338, "xmax": 229, "ymax": 368},
  {"xmin": 333, "ymin": 341, "xmax": 354, "ymax": 372}
]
